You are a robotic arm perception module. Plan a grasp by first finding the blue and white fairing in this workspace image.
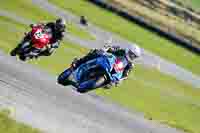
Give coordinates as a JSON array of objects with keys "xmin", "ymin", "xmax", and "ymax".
[
  {"xmin": 57, "ymin": 52, "xmax": 129, "ymax": 91},
  {"xmin": 73, "ymin": 53, "xmax": 128, "ymax": 83}
]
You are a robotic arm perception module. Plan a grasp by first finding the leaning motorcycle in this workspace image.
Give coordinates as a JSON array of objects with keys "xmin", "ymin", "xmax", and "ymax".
[
  {"xmin": 10, "ymin": 25, "xmax": 52, "ymax": 61},
  {"xmin": 57, "ymin": 53, "xmax": 127, "ymax": 93}
]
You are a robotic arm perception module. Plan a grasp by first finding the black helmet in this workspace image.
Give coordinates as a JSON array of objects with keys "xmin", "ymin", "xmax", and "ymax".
[{"xmin": 55, "ymin": 18, "xmax": 66, "ymax": 31}]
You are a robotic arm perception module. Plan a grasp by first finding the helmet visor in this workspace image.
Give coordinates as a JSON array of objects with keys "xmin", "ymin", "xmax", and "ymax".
[
  {"xmin": 56, "ymin": 24, "xmax": 65, "ymax": 31},
  {"xmin": 128, "ymin": 50, "xmax": 137, "ymax": 61}
]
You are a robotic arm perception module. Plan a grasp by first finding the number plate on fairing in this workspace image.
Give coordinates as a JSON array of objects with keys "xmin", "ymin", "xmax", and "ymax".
[
  {"xmin": 113, "ymin": 58, "xmax": 124, "ymax": 72},
  {"xmin": 34, "ymin": 29, "xmax": 45, "ymax": 39}
]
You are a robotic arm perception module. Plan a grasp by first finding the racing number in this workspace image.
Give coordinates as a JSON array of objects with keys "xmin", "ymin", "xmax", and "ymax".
[
  {"xmin": 34, "ymin": 30, "xmax": 44, "ymax": 39},
  {"xmin": 114, "ymin": 59, "xmax": 124, "ymax": 72}
]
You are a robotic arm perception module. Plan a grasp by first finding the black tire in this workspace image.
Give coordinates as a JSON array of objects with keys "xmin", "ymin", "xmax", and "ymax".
[
  {"xmin": 10, "ymin": 48, "xmax": 18, "ymax": 56},
  {"xmin": 19, "ymin": 55, "xmax": 27, "ymax": 61},
  {"xmin": 11, "ymin": 41, "xmax": 30, "ymax": 56},
  {"xmin": 57, "ymin": 69, "xmax": 75, "ymax": 86}
]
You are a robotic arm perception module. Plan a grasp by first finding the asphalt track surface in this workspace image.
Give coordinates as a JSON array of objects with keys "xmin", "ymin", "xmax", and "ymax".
[{"xmin": 0, "ymin": 0, "xmax": 197, "ymax": 132}]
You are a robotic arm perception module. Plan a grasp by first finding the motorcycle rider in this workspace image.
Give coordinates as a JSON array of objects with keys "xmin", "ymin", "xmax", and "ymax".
[
  {"xmin": 71, "ymin": 41, "xmax": 141, "ymax": 88},
  {"xmin": 11, "ymin": 18, "xmax": 66, "ymax": 56}
]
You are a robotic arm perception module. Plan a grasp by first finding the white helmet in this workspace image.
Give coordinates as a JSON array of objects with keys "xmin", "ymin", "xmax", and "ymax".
[
  {"xmin": 103, "ymin": 38, "xmax": 113, "ymax": 51},
  {"xmin": 125, "ymin": 45, "xmax": 141, "ymax": 62},
  {"xmin": 104, "ymin": 38, "xmax": 113, "ymax": 46}
]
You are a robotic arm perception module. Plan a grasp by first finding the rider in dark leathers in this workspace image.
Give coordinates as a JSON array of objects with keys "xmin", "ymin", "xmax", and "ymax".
[
  {"xmin": 11, "ymin": 18, "xmax": 66, "ymax": 56},
  {"xmin": 71, "ymin": 41, "xmax": 141, "ymax": 88}
]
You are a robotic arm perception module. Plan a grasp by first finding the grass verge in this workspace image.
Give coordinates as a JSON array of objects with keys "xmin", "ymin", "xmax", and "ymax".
[
  {"xmin": 0, "ymin": 109, "xmax": 40, "ymax": 133},
  {"xmin": 48, "ymin": 0, "xmax": 200, "ymax": 76},
  {"xmin": 176, "ymin": 0, "xmax": 200, "ymax": 11},
  {"xmin": 68, "ymin": 22, "xmax": 96, "ymax": 40}
]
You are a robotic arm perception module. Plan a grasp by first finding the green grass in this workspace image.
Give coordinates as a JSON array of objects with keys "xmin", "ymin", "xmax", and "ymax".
[
  {"xmin": 68, "ymin": 22, "xmax": 96, "ymax": 40},
  {"xmin": 177, "ymin": 0, "xmax": 200, "ymax": 11},
  {"xmin": 190, "ymin": 0, "xmax": 200, "ymax": 8},
  {"xmin": 48, "ymin": 0, "xmax": 200, "ymax": 76},
  {"xmin": 0, "ymin": 16, "xmax": 27, "ymax": 53},
  {"xmin": 1, "ymin": 0, "xmax": 55, "ymax": 21},
  {"xmin": 0, "ymin": 0, "xmax": 94, "ymax": 40},
  {"xmin": 0, "ymin": 110, "xmax": 40, "ymax": 133}
]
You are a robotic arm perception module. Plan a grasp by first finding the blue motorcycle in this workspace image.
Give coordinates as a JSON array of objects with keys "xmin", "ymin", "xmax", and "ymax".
[{"xmin": 57, "ymin": 53, "xmax": 127, "ymax": 93}]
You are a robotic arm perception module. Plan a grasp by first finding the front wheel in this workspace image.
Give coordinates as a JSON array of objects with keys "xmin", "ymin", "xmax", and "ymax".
[
  {"xmin": 57, "ymin": 68, "xmax": 74, "ymax": 86},
  {"xmin": 10, "ymin": 48, "xmax": 18, "ymax": 56}
]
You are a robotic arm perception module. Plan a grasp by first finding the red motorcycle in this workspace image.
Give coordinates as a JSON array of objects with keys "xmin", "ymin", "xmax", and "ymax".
[{"xmin": 10, "ymin": 25, "xmax": 53, "ymax": 61}]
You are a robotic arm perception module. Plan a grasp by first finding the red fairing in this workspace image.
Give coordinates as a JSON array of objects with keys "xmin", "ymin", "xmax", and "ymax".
[
  {"xmin": 31, "ymin": 26, "xmax": 51, "ymax": 49},
  {"xmin": 114, "ymin": 58, "xmax": 124, "ymax": 72}
]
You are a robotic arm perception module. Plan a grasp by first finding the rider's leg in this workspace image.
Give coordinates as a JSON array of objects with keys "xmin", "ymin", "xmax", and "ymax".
[
  {"xmin": 20, "ymin": 41, "xmax": 31, "ymax": 50},
  {"xmin": 51, "ymin": 42, "xmax": 59, "ymax": 48},
  {"xmin": 28, "ymin": 48, "xmax": 41, "ymax": 58},
  {"xmin": 40, "ymin": 47, "xmax": 55, "ymax": 56}
]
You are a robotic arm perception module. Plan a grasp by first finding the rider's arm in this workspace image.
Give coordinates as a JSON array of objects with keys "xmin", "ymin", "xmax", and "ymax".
[
  {"xmin": 122, "ymin": 63, "xmax": 133, "ymax": 79},
  {"xmin": 106, "ymin": 45, "xmax": 120, "ymax": 52},
  {"xmin": 106, "ymin": 46, "xmax": 126, "ymax": 57},
  {"xmin": 45, "ymin": 22, "xmax": 54, "ymax": 28},
  {"xmin": 56, "ymin": 31, "xmax": 65, "ymax": 41},
  {"xmin": 107, "ymin": 65, "xmax": 132, "ymax": 89}
]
